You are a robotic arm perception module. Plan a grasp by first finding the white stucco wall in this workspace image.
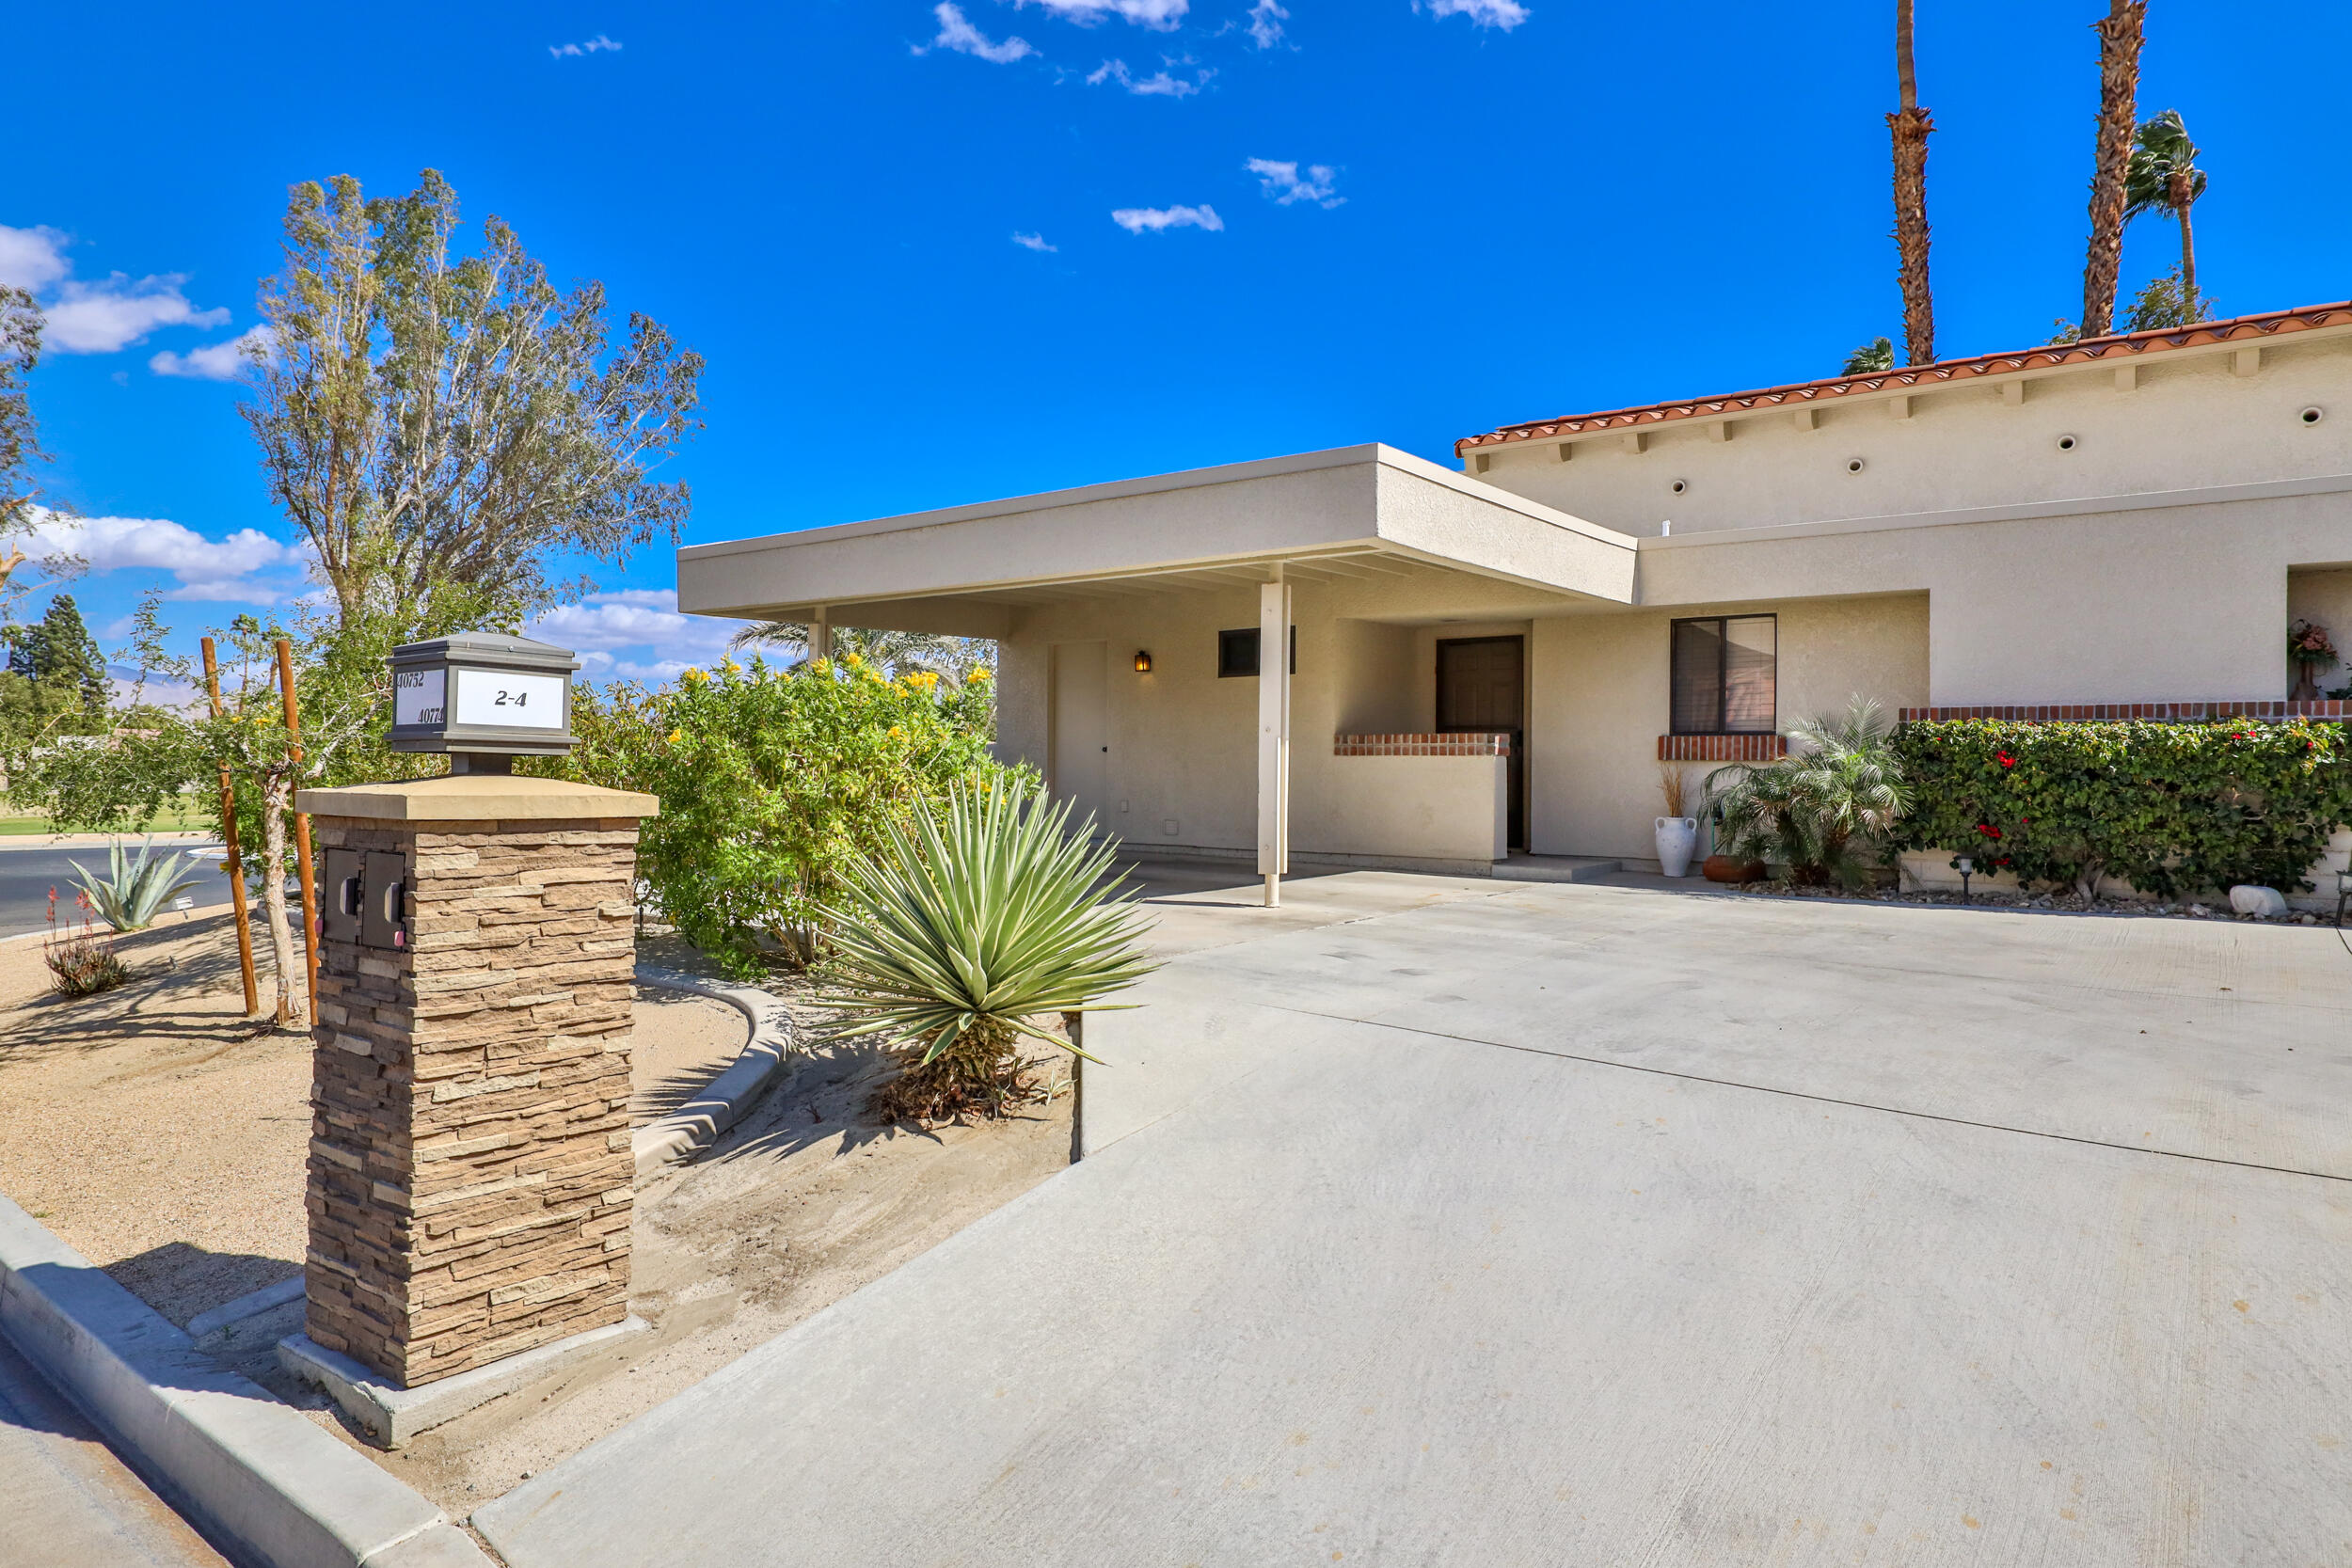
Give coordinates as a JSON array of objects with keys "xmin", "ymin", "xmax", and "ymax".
[
  {"xmin": 1471, "ymin": 336, "xmax": 2351, "ymax": 538},
  {"xmin": 1529, "ymin": 594, "xmax": 1931, "ymax": 863},
  {"xmin": 1302, "ymin": 756, "xmax": 1507, "ymax": 867}
]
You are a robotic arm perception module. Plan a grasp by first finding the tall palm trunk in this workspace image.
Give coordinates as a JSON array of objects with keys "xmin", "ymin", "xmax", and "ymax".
[
  {"xmin": 2171, "ymin": 169, "xmax": 2199, "ymax": 306},
  {"xmin": 2080, "ymin": 0, "xmax": 2147, "ymax": 339},
  {"xmin": 1887, "ymin": 0, "xmax": 1933, "ymax": 366}
]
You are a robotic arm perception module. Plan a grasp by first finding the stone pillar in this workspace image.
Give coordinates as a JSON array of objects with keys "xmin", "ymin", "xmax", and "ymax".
[{"xmin": 290, "ymin": 775, "xmax": 658, "ymax": 1391}]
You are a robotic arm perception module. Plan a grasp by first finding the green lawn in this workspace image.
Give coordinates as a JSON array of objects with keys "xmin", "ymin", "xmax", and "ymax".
[{"xmin": 0, "ymin": 802, "xmax": 217, "ymax": 835}]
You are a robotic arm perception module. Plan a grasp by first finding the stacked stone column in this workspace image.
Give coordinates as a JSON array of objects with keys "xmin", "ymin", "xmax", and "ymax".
[{"xmin": 301, "ymin": 787, "xmax": 651, "ymax": 1389}]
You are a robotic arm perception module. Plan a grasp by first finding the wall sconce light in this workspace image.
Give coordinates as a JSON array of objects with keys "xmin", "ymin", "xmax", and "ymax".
[{"xmin": 1134, "ymin": 650, "xmax": 1152, "ymax": 673}]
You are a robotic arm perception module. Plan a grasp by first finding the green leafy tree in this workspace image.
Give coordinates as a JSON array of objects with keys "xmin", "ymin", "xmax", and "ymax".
[
  {"xmin": 545, "ymin": 655, "xmax": 1017, "ymax": 974},
  {"xmin": 0, "ymin": 287, "xmax": 41, "ymax": 586},
  {"xmin": 243, "ymin": 169, "xmax": 705, "ymax": 641},
  {"xmin": 2125, "ymin": 108, "xmax": 2209, "ymax": 312},
  {"xmin": 8, "ymin": 594, "xmax": 108, "ymax": 707},
  {"xmin": 2122, "ymin": 264, "xmax": 2221, "ymax": 334}
]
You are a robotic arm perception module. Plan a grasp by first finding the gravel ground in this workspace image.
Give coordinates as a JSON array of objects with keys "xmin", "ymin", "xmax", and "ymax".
[
  {"xmin": 0, "ymin": 910, "xmax": 746, "ymax": 1325},
  {"xmin": 0, "ymin": 907, "xmax": 1077, "ymax": 1532}
]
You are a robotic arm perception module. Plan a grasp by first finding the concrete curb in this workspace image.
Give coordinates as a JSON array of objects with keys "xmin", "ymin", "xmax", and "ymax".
[
  {"xmin": 280, "ymin": 1318, "xmax": 652, "ymax": 1449},
  {"xmin": 632, "ymin": 965, "xmax": 801, "ymax": 1178},
  {"xmin": 0, "ymin": 1193, "xmax": 490, "ymax": 1568},
  {"xmin": 187, "ymin": 1276, "xmax": 308, "ymax": 1342}
]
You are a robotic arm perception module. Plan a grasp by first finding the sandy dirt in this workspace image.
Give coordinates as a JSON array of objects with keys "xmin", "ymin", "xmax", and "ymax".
[{"xmin": 0, "ymin": 909, "xmax": 1076, "ymax": 1530}]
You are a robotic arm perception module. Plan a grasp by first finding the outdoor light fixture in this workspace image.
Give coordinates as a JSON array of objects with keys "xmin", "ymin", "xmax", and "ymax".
[
  {"xmin": 388, "ymin": 630, "xmax": 580, "ymax": 773},
  {"xmin": 1134, "ymin": 650, "xmax": 1152, "ymax": 673},
  {"xmin": 1951, "ymin": 854, "xmax": 1976, "ymax": 904}
]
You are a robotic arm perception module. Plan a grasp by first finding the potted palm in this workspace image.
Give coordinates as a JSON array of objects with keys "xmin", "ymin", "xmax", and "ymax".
[
  {"xmin": 1703, "ymin": 699, "xmax": 1910, "ymax": 890},
  {"xmin": 1655, "ymin": 765, "xmax": 1698, "ymax": 878}
]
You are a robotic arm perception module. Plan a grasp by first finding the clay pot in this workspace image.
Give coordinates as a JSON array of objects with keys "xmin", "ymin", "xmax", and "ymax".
[{"xmin": 1702, "ymin": 854, "xmax": 1767, "ymax": 885}]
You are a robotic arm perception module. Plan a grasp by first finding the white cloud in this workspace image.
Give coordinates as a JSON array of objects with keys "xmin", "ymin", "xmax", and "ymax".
[
  {"xmin": 149, "ymin": 325, "xmax": 274, "ymax": 381},
  {"xmin": 1015, "ymin": 0, "xmax": 1186, "ymax": 28},
  {"xmin": 1248, "ymin": 158, "xmax": 1343, "ymax": 208},
  {"xmin": 549, "ymin": 34, "xmax": 622, "ymax": 57},
  {"xmin": 526, "ymin": 589, "xmax": 752, "ymax": 668},
  {"xmin": 1011, "ymin": 232, "xmax": 1058, "ymax": 252},
  {"xmin": 1245, "ymin": 0, "xmax": 1289, "ymax": 47},
  {"xmin": 1110, "ymin": 204, "xmax": 1223, "ymax": 234},
  {"xmin": 1417, "ymin": 0, "xmax": 1530, "ymax": 27},
  {"xmin": 926, "ymin": 3, "xmax": 1036, "ymax": 61},
  {"xmin": 1086, "ymin": 57, "xmax": 1209, "ymax": 95},
  {"xmin": 0, "ymin": 225, "xmax": 71, "ymax": 292},
  {"xmin": 40, "ymin": 274, "xmax": 230, "ymax": 355},
  {"xmin": 25, "ymin": 509, "xmax": 300, "ymax": 602}
]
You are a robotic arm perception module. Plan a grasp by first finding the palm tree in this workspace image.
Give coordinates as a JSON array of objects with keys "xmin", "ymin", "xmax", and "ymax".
[
  {"xmin": 727, "ymin": 621, "xmax": 994, "ymax": 680},
  {"xmin": 1703, "ymin": 698, "xmax": 1910, "ymax": 889},
  {"xmin": 2125, "ymin": 108, "xmax": 2209, "ymax": 311},
  {"xmin": 1886, "ymin": 0, "xmax": 1934, "ymax": 366},
  {"xmin": 2079, "ymin": 0, "xmax": 2148, "ymax": 339},
  {"xmin": 1843, "ymin": 337, "xmax": 1896, "ymax": 376}
]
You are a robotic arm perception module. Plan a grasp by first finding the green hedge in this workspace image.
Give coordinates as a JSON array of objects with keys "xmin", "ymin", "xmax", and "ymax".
[{"xmin": 1889, "ymin": 718, "xmax": 2352, "ymax": 897}]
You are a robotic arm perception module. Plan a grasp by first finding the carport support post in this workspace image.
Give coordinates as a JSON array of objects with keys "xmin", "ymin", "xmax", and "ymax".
[
  {"xmin": 1258, "ymin": 571, "xmax": 1291, "ymax": 908},
  {"xmin": 811, "ymin": 607, "xmax": 831, "ymax": 662}
]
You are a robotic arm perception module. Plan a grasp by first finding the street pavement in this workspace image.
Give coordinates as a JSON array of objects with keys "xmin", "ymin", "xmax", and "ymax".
[{"xmin": 0, "ymin": 842, "xmax": 231, "ymax": 939}]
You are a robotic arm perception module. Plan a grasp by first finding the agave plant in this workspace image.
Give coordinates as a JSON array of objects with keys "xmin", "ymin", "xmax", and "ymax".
[
  {"xmin": 1705, "ymin": 698, "xmax": 1910, "ymax": 889},
  {"xmin": 67, "ymin": 837, "xmax": 209, "ymax": 933},
  {"xmin": 821, "ymin": 779, "xmax": 1159, "ymax": 1121}
]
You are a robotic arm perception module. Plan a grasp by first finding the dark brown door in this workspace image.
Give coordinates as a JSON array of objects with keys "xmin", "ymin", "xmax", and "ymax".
[{"xmin": 1437, "ymin": 636, "xmax": 1526, "ymax": 850}]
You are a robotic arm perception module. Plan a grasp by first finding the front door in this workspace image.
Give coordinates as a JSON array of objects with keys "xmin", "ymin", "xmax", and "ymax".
[
  {"xmin": 1437, "ymin": 636, "xmax": 1526, "ymax": 850},
  {"xmin": 1050, "ymin": 641, "xmax": 1108, "ymax": 830}
]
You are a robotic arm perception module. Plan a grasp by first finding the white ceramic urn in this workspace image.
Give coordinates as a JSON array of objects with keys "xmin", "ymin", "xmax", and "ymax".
[{"xmin": 1655, "ymin": 816, "xmax": 1698, "ymax": 878}]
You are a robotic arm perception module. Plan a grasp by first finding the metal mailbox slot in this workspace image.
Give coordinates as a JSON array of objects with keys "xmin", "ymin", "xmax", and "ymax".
[
  {"xmin": 360, "ymin": 852, "xmax": 409, "ymax": 951},
  {"xmin": 323, "ymin": 849, "xmax": 365, "ymax": 945}
]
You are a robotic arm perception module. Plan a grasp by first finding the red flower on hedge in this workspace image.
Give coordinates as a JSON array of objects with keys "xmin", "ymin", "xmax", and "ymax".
[
  {"xmin": 1976, "ymin": 822, "xmax": 2002, "ymax": 839},
  {"xmin": 1996, "ymin": 752, "xmax": 2017, "ymax": 768}
]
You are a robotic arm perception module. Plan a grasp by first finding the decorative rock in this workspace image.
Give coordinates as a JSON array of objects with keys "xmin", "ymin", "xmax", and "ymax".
[{"xmin": 2228, "ymin": 884, "xmax": 2289, "ymax": 919}]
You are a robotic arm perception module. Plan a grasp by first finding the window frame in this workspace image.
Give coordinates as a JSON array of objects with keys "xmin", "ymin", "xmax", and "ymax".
[
  {"xmin": 1667, "ymin": 613, "xmax": 1778, "ymax": 736},
  {"xmin": 1216, "ymin": 626, "xmax": 1297, "ymax": 679}
]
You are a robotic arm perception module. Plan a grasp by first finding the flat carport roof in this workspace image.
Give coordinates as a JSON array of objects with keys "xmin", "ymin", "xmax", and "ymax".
[{"xmin": 675, "ymin": 443, "xmax": 1638, "ymax": 637}]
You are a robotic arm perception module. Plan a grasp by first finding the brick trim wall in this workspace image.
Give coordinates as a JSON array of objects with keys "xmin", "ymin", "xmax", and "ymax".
[
  {"xmin": 1899, "ymin": 701, "xmax": 2352, "ymax": 722},
  {"xmin": 1334, "ymin": 732, "xmax": 1514, "ymax": 756},
  {"xmin": 1658, "ymin": 734, "xmax": 1788, "ymax": 762}
]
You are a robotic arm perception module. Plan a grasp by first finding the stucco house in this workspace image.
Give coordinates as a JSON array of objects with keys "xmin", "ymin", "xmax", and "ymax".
[{"xmin": 677, "ymin": 301, "xmax": 2352, "ymax": 895}]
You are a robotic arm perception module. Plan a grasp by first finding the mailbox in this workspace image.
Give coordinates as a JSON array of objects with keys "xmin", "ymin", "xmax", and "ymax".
[
  {"xmin": 389, "ymin": 631, "xmax": 580, "ymax": 768},
  {"xmin": 321, "ymin": 849, "xmax": 410, "ymax": 951}
]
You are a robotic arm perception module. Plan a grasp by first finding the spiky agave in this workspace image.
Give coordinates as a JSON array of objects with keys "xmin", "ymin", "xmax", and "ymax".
[
  {"xmin": 821, "ymin": 780, "xmax": 1159, "ymax": 1119},
  {"xmin": 67, "ymin": 837, "xmax": 209, "ymax": 933}
]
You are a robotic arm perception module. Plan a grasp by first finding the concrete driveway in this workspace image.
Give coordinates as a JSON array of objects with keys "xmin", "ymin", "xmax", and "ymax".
[{"xmin": 477, "ymin": 870, "xmax": 2352, "ymax": 1566}]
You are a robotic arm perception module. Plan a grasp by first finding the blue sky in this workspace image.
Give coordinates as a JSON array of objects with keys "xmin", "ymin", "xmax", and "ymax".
[{"xmin": 10, "ymin": 0, "xmax": 2345, "ymax": 682}]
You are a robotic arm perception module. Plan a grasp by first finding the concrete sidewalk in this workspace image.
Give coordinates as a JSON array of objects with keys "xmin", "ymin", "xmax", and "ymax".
[{"xmin": 477, "ymin": 875, "xmax": 2352, "ymax": 1566}]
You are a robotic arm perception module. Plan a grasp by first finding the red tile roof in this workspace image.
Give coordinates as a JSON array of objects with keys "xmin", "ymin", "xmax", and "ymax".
[{"xmin": 1454, "ymin": 300, "xmax": 2352, "ymax": 457}]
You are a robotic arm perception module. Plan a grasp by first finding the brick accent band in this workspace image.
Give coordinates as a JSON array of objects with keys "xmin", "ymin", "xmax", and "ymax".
[
  {"xmin": 1658, "ymin": 734, "xmax": 1788, "ymax": 762},
  {"xmin": 1899, "ymin": 701, "xmax": 2352, "ymax": 722},
  {"xmin": 1334, "ymin": 732, "xmax": 1514, "ymax": 756}
]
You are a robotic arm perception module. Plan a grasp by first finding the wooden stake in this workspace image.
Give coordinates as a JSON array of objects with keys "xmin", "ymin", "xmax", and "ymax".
[
  {"xmin": 202, "ymin": 638, "xmax": 260, "ymax": 1018},
  {"xmin": 276, "ymin": 639, "xmax": 320, "ymax": 1024}
]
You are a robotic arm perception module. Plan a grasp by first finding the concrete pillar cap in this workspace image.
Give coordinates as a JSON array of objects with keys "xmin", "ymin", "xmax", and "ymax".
[{"xmin": 295, "ymin": 773, "xmax": 659, "ymax": 822}]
